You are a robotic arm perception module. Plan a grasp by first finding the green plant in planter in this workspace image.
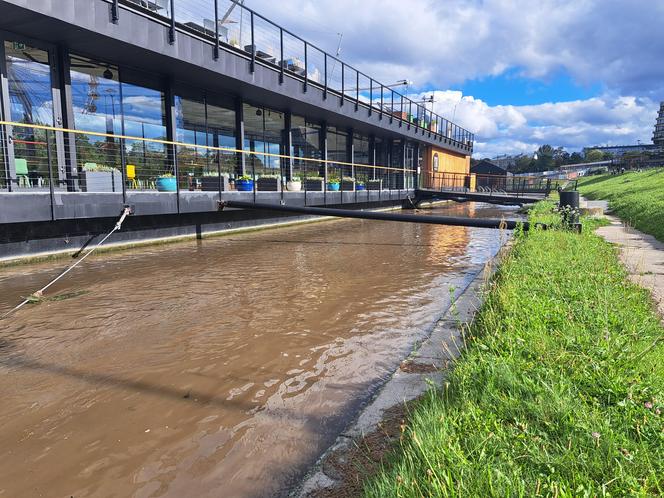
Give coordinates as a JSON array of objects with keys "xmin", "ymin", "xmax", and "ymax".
[
  {"xmin": 158, "ymin": 173, "xmax": 175, "ymax": 178},
  {"xmin": 290, "ymin": 176, "xmax": 301, "ymax": 182},
  {"xmin": 237, "ymin": 174, "xmax": 253, "ymax": 181},
  {"xmin": 83, "ymin": 163, "xmax": 117, "ymax": 173},
  {"xmin": 305, "ymin": 176, "xmax": 324, "ymax": 181},
  {"xmin": 342, "ymin": 176, "xmax": 355, "ymax": 182},
  {"xmin": 327, "ymin": 175, "xmax": 340, "ymax": 184}
]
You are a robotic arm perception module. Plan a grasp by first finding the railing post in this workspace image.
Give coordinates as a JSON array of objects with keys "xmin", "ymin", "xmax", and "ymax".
[
  {"xmin": 279, "ymin": 28, "xmax": 284, "ymax": 84},
  {"xmin": 250, "ymin": 11, "xmax": 255, "ymax": 73},
  {"xmin": 379, "ymin": 85, "xmax": 383, "ymax": 120},
  {"xmin": 120, "ymin": 137, "xmax": 127, "ymax": 204},
  {"xmin": 408, "ymin": 100, "xmax": 412, "ymax": 130},
  {"xmin": 303, "ymin": 43, "xmax": 308, "ymax": 92},
  {"xmin": 45, "ymin": 129, "xmax": 55, "ymax": 221},
  {"xmin": 111, "ymin": 0, "xmax": 119, "ymax": 23},
  {"xmin": 400, "ymin": 95, "xmax": 404, "ymax": 127},
  {"xmin": 213, "ymin": 0, "xmax": 220, "ymax": 60},
  {"xmin": 323, "ymin": 54, "xmax": 327, "ymax": 99},
  {"xmin": 390, "ymin": 90, "xmax": 394, "ymax": 124},
  {"xmin": 355, "ymin": 71, "xmax": 359, "ymax": 111},
  {"xmin": 340, "ymin": 63, "xmax": 344, "ymax": 106},
  {"xmin": 368, "ymin": 78, "xmax": 372, "ymax": 116},
  {"xmin": 168, "ymin": 0, "xmax": 176, "ymax": 44}
]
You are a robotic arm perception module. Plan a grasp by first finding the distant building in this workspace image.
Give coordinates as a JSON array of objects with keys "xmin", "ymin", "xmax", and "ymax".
[
  {"xmin": 654, "ymin": 102, "xmax": 664, "ymax": 146},
  {"xmin": 471, "ymin": 159, "xmax": 511, "ymax": 176},
  {"xmin": 471, "ymin": 160, "xmax": 512, "ymax": 189},
  {"xmin": 586, "ymin": 101, "xmax": 664, "ymax": 157},
  {"xmin": 490, "ymin": 153, "xmax": 531, "ymax": 170},
  {"xmin": 583, "ymin": 144, "xmax": 657, "ymax": 158}
]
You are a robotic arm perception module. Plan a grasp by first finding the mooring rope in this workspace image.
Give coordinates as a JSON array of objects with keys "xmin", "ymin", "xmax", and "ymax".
[{"xmin": 1, "ymin": 207, "xmax": 132, "ymax": 320}]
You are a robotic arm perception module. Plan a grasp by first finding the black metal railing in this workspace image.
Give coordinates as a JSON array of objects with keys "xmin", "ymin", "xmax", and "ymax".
[{"xmin": 109, "ymin": 0, "xmax": 474, "ymax": 150}]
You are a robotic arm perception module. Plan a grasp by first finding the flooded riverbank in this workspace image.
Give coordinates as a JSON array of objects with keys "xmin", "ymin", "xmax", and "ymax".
[{"xmin": 0, "ymin": 203, "xmax": 516, "ymax": 497}]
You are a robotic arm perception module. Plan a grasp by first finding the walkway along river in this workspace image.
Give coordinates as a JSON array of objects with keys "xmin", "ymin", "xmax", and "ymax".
[{"xmin": 0, "ymin": 202, "xmax": 516, "ymax": 497}]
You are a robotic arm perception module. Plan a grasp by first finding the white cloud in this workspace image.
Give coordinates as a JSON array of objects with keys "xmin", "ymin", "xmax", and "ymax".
[
  {"xmin": 417, "ymin": 92, "xmax": 659, "ymax": 157},
  {"xmin": 245, "ymin": 0, "xmax": 664, "ymax": 97}
]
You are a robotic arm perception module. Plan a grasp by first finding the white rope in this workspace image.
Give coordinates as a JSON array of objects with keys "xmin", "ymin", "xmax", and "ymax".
[{"xmin": 1, "ymin": 208, "xmax": 131, "ymax": 320}]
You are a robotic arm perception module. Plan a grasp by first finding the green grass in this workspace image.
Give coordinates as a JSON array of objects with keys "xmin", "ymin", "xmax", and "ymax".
[
  {"xmin": 578, "ymin": 168, "xmax": 664, "ymax": 242},
  {"xmin": 363, "ymin": 202, "xmax": 664, "ymax": 497}
]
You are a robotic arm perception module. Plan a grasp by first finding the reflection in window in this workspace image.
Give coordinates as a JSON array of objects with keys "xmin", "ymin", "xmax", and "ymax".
[
  {"xmin": 243, "ymin": 103, "xmax": 284, "ymax": 177},
  {"xmin": 5, "ymin": 41, "xmax": 54, "ymax": 186},
  {"xmin": 327, "ymin": 126, "xmax": 348, "ymax": 180},
  {"xmin": 121, "ymin": 77, "xmax": 168, "ymax": 186},
  {"xmin": 291, "ymin": 115, "xmax": 322, "ymax": 178},
  {"xmin": 353, "ymin": 132, "xmax": 370, "ymax": 185},
  {"xmin": 69, "ymin": 55, "xmax": 122, "ymax": 178},
  {"xmin": 175, "ymin": 93, "xmax": 237, "ymax": 190}
]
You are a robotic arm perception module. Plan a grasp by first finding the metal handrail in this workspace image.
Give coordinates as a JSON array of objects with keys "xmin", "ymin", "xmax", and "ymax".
[{"xmin": 107, "ymin": 0, "xmax": 475, "ymax": 149}]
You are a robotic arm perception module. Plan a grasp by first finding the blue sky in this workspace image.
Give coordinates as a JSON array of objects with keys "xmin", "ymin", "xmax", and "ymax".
[{"xmin": 237, "ymin": 0, "xmax": 663, "ymax": 158}]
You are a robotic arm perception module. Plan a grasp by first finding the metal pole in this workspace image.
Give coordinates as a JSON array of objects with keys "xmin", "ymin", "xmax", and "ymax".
[
  {"xmin": 220, "ymin": 200, "xmax": 538, "ymax": 230},
  {"xmin": 250, "ymin": 11, "xmax": 255, "ymax": 73},
  {"xmin": 279, "ymin": 28, "xmax": 284, "ymax": 84},
  {"xmin": 368, "ymin": 78, "xmax": 372, "ymax": 116},
  {"xmin": 323, "ymin": 55, "xmax": 327, "ymax": 99},
  {"xmin": 214, "ymin": 0, "xmax": 220, "ymax": 60},
  {"xmin": 303, "ymin": 42, "xmax": 308, "ymax": 92},
  {"xmin": 168, "ymin": 0, "xmax": 176, "ymax": 44},
  {"xmin": 111, "ymin": 0, "xmax": 119, "ymax": 23},
  {"xmin": 340, "ymin": 63, "xmax": 344, "ymax": 106},
  {"xmin": 45, "ymin": 129, "xmax": 55, "ymax": 221}
]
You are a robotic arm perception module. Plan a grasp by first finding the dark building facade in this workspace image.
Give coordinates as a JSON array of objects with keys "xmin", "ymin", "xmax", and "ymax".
[{"xmin": 0, "ymin": 0, "xmax": 475, "ymax": 258}]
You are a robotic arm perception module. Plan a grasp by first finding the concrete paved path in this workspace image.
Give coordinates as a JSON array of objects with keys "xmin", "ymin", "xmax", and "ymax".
[{"xmin": 593, "ymin": 210, "xmax": 664, "ymax": 318}]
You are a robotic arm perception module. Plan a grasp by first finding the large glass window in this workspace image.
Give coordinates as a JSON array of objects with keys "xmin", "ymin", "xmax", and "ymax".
[
  {"xmin": 175, "ymin": 91, "xmax": 236, "ymax": 191},
  {"xmin": 175, "ymin": 93, "xmax": 208, "ymax": 190},
  {"xmin": 327, "ymin": 125, "xmax": 348, "ymax": 180},
  {"xmin": 243, "ymin": 103, "xmax": 284, "ymax": 178},
  {"xmin": 69, "ymin": 55, "xmax": 123, "ymax": 190},
  {"xmin": 121, "ymin": 73, "xmax": 168, "ymax": 189},
  {"xmin": 353, "ymin": 132, "xmax": 370, "ymax": 186},
  {"xmin": 291, "ymin": 115, "xmax": 322, "ymax": 178},
  {"xmin": 206, "ymin": 96, "xmax": 237, "ymax": 178},
  {"xmin": 5, "ymin": 41, "xmax": 55, "ymax": 188}
]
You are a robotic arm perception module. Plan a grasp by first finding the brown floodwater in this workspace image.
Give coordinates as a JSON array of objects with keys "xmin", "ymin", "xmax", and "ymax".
[{"xmin": 0, "ymin": 202, "xmax": 515, "ymax": 498}]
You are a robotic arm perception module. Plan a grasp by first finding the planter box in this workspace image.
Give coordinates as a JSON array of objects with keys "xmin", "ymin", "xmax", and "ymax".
[
  {"xmin": 304, "ymin": 179, "xmax": 324, "ymax": 191},
  {"xmin": 201, "ymin": 175, "xmax": 230, "ymax": 192},
  {"xmin": 341, "ymin": 180, "xmax": 355, "ymax": 191},
  {"xmin": 80, "ymin": 170, "xmax": 123, "ymax": 192},
  {"xmin": 366, "ymin": 180, "xmax": 383, "ymax": 190},
  {"xmin": 257, "ymin": 177, "xmax": 281, "ymax": 191}
]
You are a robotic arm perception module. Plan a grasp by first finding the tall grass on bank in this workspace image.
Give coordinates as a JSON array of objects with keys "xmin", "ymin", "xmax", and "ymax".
[
  {"xmin": 364, "ymin": 202, "xmax": 663, "ymax": 497},
  {"xmin": 578, "ymin": 168, "xmax": 664, "ymax": 242}
]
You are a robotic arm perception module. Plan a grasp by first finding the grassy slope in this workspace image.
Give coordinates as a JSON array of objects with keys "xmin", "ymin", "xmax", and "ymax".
[
  {"xmin": 364, "ymin": 203, "xmax": 664, "ymax": 497},
  {"xmin": 578, "ymin": 168, "xmax": 664, "ymax": 242}
]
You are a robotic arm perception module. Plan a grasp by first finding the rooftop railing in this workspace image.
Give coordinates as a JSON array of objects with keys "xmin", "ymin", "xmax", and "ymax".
[{"xmin": 106, "ymin": 0, "xmax": 474, "ymax": 151}]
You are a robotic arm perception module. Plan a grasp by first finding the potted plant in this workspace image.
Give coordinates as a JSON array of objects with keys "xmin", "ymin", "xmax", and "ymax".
[
  {"xmin": 257, "ymin": 174, "xmax": 281, "ymax": 191},
  {"xmin": 327, "ymin": 175, "xmax": 340, "ymax": 191},
  {"xmin": 304, "ymin": 176, "xmax": 324, "ymax": 191},
  {"xmin": 156, "ymin": 173, "xmax": 177, "ymax": 192},
  {"xmin": 79, "ymin": 163, "xmax": 123, "ymax": 192},
  {"xmin": 367, "ymin": 179, "xmax": 383, "ymax": 190},
  {"xmin": 356, "ymin": 181, "xmax": 366, "ymax": 191},
  {"xmin": 229, "ymin": 38, "xmax": 241, "ymax": 49},
  {"xmin": 286, "ymin": 176, "xmax": 302, "ymax": 191},
  {"xmin": 235, "ymin": 174, "xmax": 254, "ymax": 191},
  {"xmin": 341, "ymin": 176, "xmax": 355, "ymax": 191},
  {"xmin": 201, "ymin": 172, "xmax": 230, "ymax": 192}
]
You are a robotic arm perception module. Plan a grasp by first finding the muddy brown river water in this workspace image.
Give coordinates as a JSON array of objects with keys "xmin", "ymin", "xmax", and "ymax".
[{"xmin": 0, "ymin": 203, "xmax": 515, "ymax": 497}]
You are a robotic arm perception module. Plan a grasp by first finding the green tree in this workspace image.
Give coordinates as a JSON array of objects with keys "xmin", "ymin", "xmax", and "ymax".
[
  {"xmin": 585, "ymin": 149, "xmax": 605, "ymax": 162},
  {"xmin": 534, "ymin": 144, "xmax": 555, "ymax": 172}
]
